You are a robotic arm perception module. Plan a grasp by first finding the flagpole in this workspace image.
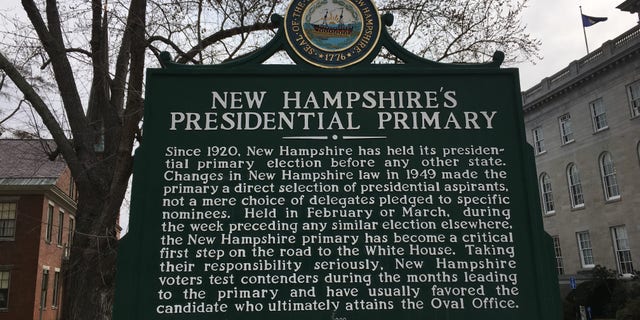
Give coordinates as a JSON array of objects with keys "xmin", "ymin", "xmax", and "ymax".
[{"xmin": 580, "ymin": 6, "xmax": 590, "ymax": 53}]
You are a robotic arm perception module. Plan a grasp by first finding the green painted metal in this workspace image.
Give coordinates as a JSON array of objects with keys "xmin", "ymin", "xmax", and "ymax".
[
  {"xmin": 113, "ymin": 11, "xmax": 560, "ymax": 320},
  {"xmin": 159, "ymin": 14, "xmax": 504, "ymax": 70}
]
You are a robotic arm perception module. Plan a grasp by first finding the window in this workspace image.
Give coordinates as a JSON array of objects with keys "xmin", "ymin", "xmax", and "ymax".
[
  {"xmin": 567, "ymin": 164, "xmax": 585, "ymax": 208},
  {"xmin": 66, "ymin": 216, "xmax": 75, "ymax": 258},
  {"xmin": 552, "ymin": 236, "xmax": 564, "ymax": 275},
  {"xmin": 577, "ymin": 231, "xmax": 595, "ymax": 268},
  {"xmin": 628, "ymin": 80, "xmax": 640, "ymax": 117},
  {"xmin": 589, "ymin": 98, "xmax": 608, "ymax": 131},
  {"xmin": 57, "ymin": 210, "xmax": 64, "ymax": 245},
  {"xmin": 532, "ymin": 126, "xmax": 545, "ymax": 154},
  {"xmin": 40, "ymin": 269, "xmax": 49, "ymax": 310},
  {"xmin": 600, "ymin": 152, "xmax": 620, "ymax": 200},
  {"xmin": 68, "ymin": 216, "xmax": 75, "ymax": 246},
  {"xmin": 539, "ymin": 173, "xmax": 555, "ymax": 214},
  {"xmin": 45, "ymin": 204, "xmax": 54, "ymax": 243},
  {"xmin": 559, "ymin": 114, "xmax": 574, "ymax": 144},
  {"xmin": 0, "ymin": 270, "xmax": 9, "ymax": 310},
  {"xmin": 52, "ymin": 271, "xmax": 60, "ymax": 308},
  {"xmin": 0, "ymin": 202, "xmax": 17, "ymax": 240},
  {"xmin": 69, "ymin": 176, "xmax": 76, "ymax": 200},
  {"xmin": 611, "ymin": 226, "xmax": 634, "ymax": 275}
]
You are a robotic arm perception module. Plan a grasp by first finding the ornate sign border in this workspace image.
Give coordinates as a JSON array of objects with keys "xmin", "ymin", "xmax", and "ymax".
[{"xmin": 284, "ymin": 0, "xmax": 382, "ymax": 68}]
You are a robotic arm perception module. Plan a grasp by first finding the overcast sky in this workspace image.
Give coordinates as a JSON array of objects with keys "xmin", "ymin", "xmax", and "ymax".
[
  {"xmin": 1, "ymin": 0, "xmax": 637, "ymax": 90},
  {"xmin": 517, "ymin": 0, "xmax": 639, "ymax": 89}
]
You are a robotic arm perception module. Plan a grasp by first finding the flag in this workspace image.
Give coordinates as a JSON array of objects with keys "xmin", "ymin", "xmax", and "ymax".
[{"xmin": 582, "ymin": 14, "xmax": 608, "ymax": 27}]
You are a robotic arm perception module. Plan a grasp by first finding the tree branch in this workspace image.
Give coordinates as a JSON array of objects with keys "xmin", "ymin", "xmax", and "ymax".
[
  {"xmin": 0, "ymin": 50, "xmax": 80, "ymax": 171},
  {"xmin": 40, "ymin": 48, "xmax": 92, "ymax": 69},
  {"xmin": 0, "ymin": 100, "xmax": 23, "ymax": 126},
  {"xmin": 87, "ymin": 0, "xmax": 116, "ymax": 158},
  {"xmin": 147, "ymin": 36, "xmax": 199, "ymax": 64},
  {"xmin": 176, "ymin": 21, "xmax": 277, "ymax": 64},
  {"xmin": 22, "ymin": 0, "xmax": 93, "ymax": 159},
  {"xmin": 108, "ymin": 0, "xmax": 147, "ymax": 222}
]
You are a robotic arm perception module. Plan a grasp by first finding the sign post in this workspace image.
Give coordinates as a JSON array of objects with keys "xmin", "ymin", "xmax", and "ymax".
[{"xmin": 113, "ymin": 2, "xmax": 561, "ymax": 319}]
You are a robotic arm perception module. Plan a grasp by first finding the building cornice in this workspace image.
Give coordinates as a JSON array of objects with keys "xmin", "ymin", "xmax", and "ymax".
[
  {"xmin": 0, "ymin": 184, "xmax": 77, "ymax": 213},
  {"xmin": 522, "ymin": 25, "xmax": 640, "ymax": 113},
  {"xmin": 617, "ymin": 0, "xmax": 640, "ymax": 14}
]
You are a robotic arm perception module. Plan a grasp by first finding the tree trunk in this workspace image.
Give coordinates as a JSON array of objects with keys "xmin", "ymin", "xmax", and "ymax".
[{"xmin": 61, "ymin": 192, "xmax": 120, "ymax": 320}]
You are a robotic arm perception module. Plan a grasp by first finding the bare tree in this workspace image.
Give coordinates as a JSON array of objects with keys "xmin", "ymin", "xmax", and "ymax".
[
  {"xmin": 379, "ymin": 0, "xmax": 540, "ymax": 64},
  {"xmin": 0, "ymin": 0, "xmax": 538, "ymax": 319}
]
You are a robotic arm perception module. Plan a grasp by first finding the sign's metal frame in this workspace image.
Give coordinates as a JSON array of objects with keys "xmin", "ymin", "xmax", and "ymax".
[{"xmin": 113, "ymin": 9, "xmax": 561, "ymax": 320}]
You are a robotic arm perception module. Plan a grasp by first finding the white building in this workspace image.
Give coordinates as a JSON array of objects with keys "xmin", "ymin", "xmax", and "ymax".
[{"xmin": 521, "ymin": 15, "xmax": 640, "ymax": 294}]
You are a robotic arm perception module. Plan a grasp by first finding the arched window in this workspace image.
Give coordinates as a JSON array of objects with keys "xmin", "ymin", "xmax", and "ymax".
[
  {"xmin": 539, "ymin": 173, "xmax": 555, "ymax": 215},
  {"xmin": 567, "ymin": 164, "xmax": 585, "ymax": 208},
  {"xmin": 600, "ymin": 152, "xmax": 620, "ymax": 200}
]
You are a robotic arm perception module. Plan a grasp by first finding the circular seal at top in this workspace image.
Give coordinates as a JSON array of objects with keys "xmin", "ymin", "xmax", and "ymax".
[{"xmin": 285, "ymin": 0, "xmax": 381, "ymax": 69}]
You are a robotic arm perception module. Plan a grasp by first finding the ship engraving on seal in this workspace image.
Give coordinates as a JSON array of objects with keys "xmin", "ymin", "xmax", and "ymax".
[{"xmin": 285, "ymin": 0, "xmax": 381, "ymax": 68}]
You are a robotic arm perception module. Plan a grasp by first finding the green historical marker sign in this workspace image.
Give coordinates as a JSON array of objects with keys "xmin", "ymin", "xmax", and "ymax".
[{"xmin": 113, "ymin": 2, "xmax": 561, "ymax": 320}]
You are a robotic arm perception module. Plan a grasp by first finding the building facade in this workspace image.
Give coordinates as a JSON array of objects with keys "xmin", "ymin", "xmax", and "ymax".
[
  {"xmin": 522, "ymin": 21, "xmax": 640, "ymax": 294},
  {"xmin": 0, "ymin": 140, "xmax": 77, "ymax": 320}
]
